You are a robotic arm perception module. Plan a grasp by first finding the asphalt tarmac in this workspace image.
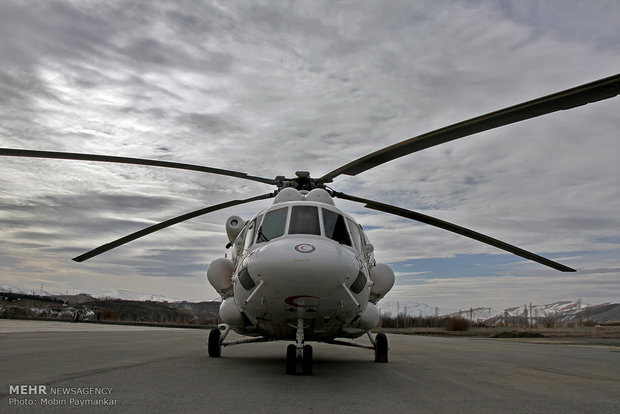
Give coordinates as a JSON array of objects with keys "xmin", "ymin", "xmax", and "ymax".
[{"xmin": 1, "ymin": 320, "xmax": 619, "ymax": 413}]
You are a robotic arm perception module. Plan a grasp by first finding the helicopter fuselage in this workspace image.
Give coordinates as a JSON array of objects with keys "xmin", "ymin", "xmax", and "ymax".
[{"xmin": 207, "ymin": 188, "xmax": 394, "ymax": 342}]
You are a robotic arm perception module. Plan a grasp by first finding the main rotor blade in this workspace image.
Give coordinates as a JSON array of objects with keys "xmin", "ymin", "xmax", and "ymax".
[
  {"xmin": 0, "ymin": 148, "xmax": 276, "ymax": 185},
  {"xmin": 334, "ymin": 192, "xmax": 575, "ymax": 272},
  {"xmin": 73, "ymin": 192, "xmax": 275, "ymax": 262},
  {"xmin": 322, "ymin": 73, "xmax": 620, "ymax": 182}
]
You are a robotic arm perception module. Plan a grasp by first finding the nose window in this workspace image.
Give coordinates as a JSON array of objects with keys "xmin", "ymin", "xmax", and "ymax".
[
  {"xmin": 289, "ymin": 206, "xmax": 320, "ymax": 235},
  {"xmin": 323, "ymin": 209, "xmax": 352, "ymax": 246}
]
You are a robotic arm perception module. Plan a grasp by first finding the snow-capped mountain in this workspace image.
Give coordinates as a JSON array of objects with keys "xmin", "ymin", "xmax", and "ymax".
[
  {"xmin": 486, "ymin": 300, "xmax": 620, "ymax": 324},
  {"xmin": 95, "ymin": 288, "xmax": 181, "ymax": 303},
  {"xmin": 496, "ymin": 300, "xmax": 586, "ymax": 320},
  {"xmin": 449, "ymin": 307, "xmax": 496, "ymax": 321},
  {"xmin": 377, "ymin": 300, "xmax": 456, "ymax": 318}
]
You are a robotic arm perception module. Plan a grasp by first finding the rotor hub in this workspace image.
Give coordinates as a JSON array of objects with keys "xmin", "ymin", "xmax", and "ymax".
[{"xmin": 274, "ymin": 172, "xmax": 330, "ymax": 193}]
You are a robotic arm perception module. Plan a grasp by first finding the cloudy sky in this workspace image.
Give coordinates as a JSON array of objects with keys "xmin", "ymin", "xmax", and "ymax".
[{"xmin": 0, "ymin": 0, "xmax": 618, "ymax": 311}]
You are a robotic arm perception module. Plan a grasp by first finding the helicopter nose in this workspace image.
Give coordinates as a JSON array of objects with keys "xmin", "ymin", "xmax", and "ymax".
[{"xmin": 248, "ymin": 237, "xmax": 360, "ymax": 290}]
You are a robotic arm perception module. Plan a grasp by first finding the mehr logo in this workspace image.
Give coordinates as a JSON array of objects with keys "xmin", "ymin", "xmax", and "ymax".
[
  {"xmin": 294, "ymin": 243, "xmax": 316, "ymax": 253},
  {"xmin": 10, "ymin": 385, "xmax": 47, "ymax": 394}
]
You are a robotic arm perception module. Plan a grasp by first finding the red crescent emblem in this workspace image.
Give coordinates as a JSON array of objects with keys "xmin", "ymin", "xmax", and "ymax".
[
  {"xmin": 294, "ymin": 243, "xmax": 316, "ymax": 253},
  {"xmin": 285, "ymin": 295, "xmax": 318, "ymax": 308}
]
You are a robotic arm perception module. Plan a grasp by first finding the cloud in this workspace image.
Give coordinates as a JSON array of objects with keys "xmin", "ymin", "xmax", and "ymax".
[{"xmin": 0, "ymin": 0, "xmax": 618, "ymax": 307}]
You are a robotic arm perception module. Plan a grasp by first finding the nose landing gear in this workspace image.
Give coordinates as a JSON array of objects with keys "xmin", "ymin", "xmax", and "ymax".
[{"xmin": 286, "ymin": 319, "xmax": 313, "ymax": 375}]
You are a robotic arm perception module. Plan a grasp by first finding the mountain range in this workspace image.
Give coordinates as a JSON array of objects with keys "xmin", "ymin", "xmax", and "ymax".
[{"xmin": 2, "ymin": 284, "xmax": 618, "ymax": 323}]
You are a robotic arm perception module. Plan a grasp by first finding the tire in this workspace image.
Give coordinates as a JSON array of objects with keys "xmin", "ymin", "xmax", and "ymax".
[
  {"xmin": 208, "ymin": 328, "xmax": 222, "ymax": 358},
  {"xmin": 374, "ymin": 332, "xmax": 388, "ymax": 363},
  {"xmin": 302, "ymin": 345, "xmax": 313, "ymax": 376},
  {"xmin": 286, "ymin": 344, "xmax": 297, "ymax": 375}
]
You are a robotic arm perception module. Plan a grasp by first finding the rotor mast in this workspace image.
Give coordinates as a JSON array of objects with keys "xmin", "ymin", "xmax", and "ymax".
[{"xmin": 274, "ymin": 171, "xmax": 331, "ymax": 192}]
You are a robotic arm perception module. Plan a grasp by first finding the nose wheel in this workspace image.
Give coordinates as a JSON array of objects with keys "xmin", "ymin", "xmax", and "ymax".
[
  {"xmin": 286, "ymin": 319, "xmax": 313, "ymax": 375},
  {"xmin": 302, "ymin": 344, "xmax": 313, "ymax": 375},
  {"xmin": 286, "ymin": 344, "xmax": 313, "ymax": 375},
  {"xmin": 286, "ymin": 344, "xmax": 297, "ymax": 375}
]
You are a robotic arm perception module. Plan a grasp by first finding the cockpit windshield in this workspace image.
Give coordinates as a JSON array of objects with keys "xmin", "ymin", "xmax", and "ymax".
[
  {"xmin": 257, "ymin": 207, "xmax": 287, "ymax": 243},
  {"xmin": 248, "ymin": 205, "xmax": 358, "ymax": 249},
  {"xmin": 289, "ymin": 206, "xmax": 321, "ymax": 235}
]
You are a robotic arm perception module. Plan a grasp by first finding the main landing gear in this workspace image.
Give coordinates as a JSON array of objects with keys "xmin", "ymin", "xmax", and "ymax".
[
  {"xmin": 208, "ymin": 323, "xmax": 388, "ymax": 375},
  {"xmin": 286, "ymin": 319, "xmax": 313, "ymax": 375},
  {"xmin": 208, "ymin": 324, "xmax": 228, "ymax": 358},
  {"xmin": 374, "ymin": 332, "xmax": 388, "ymax": 363},
  {"xmin": 208, "ymin": 323, "xmax": 272, "ymax": 358},
  {"xmin": 324, "ymin": 331, "xmax": 389, "ymax": 363}
]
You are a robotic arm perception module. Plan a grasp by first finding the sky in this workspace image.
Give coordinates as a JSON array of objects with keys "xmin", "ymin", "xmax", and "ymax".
[{"xmin": 0, "ymin": 0, "xmax": 618, "ymax": 311}]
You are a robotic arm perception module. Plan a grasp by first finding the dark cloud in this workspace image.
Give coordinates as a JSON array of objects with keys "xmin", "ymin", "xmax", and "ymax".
[{"xmin": 179, "ymin": 113, "xmax": 242, "ymax": 136}]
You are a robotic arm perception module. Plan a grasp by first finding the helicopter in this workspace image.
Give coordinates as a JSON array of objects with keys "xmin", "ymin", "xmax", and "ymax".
[{"xmin": 1, "ymin": 73, "xmax": 618, "ymax": 375}]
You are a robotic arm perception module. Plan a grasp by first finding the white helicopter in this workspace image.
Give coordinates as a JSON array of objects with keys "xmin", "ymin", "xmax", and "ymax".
[{"xmin": 1, "ymin": 73, "xmax": 618, "ymax": 375}]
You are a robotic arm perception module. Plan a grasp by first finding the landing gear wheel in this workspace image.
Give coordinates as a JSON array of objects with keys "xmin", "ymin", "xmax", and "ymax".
[
  {"xmin": 208, "ymin": 328, "xmax": 222, "ymax": 358},
  {"xmin": 374, "ymin": 332, "xmax": 388, "ymax": 363},
  {"xmin": 302, "ymin": 345, "xmax": 313, "ymax": 375},
  {"xmin": 286, "ymin": 344, "xmax": 297, "ymax": 375}
]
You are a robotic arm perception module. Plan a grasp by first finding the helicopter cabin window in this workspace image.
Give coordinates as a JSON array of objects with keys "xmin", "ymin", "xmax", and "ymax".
[
  {"xmin": 323, "ymin": 209, "xmax": 352, "ymax": 246},
  {"xmin": 346, "ymin": 218, "xmax": 362, "ymax": 252},
  {"xmin": 257, "ymin": 208, "xmax": 287, "ymax": 243},
  {"xmin": 243, "ymin": 218, "xmax": 257, "ymax": 251},
  {"xmin": 289, "ymin": 206, "xmax": 321, "ymax": 235}
]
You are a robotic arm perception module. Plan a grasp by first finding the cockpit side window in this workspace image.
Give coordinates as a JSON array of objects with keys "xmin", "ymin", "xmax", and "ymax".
[
  {"xmin": 289, "ymin": 206, "xmax": 321, "ymax": 235},
  {"xmin": 243, "ymin": 218, "xmax": 257, "ymax": 251},
  {"xmin": 257, "ymin": 208, "xmax": 287, "ymax": 243},
  {"xmin": 346, "ymin": 218, "xmax": 363, "ymax": 252},
  {"xmin": 362, "ymin": 230, "xmax": 371, "ymax": 246},
  {"xmin": 323, "ymin": 209, "xmax": 352, "ymax": 246}
]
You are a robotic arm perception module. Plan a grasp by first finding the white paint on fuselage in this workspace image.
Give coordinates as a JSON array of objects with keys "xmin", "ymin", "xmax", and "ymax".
[{"xmin": 227, "ymin": 200, "xmax": 373, "ymax": 341}]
